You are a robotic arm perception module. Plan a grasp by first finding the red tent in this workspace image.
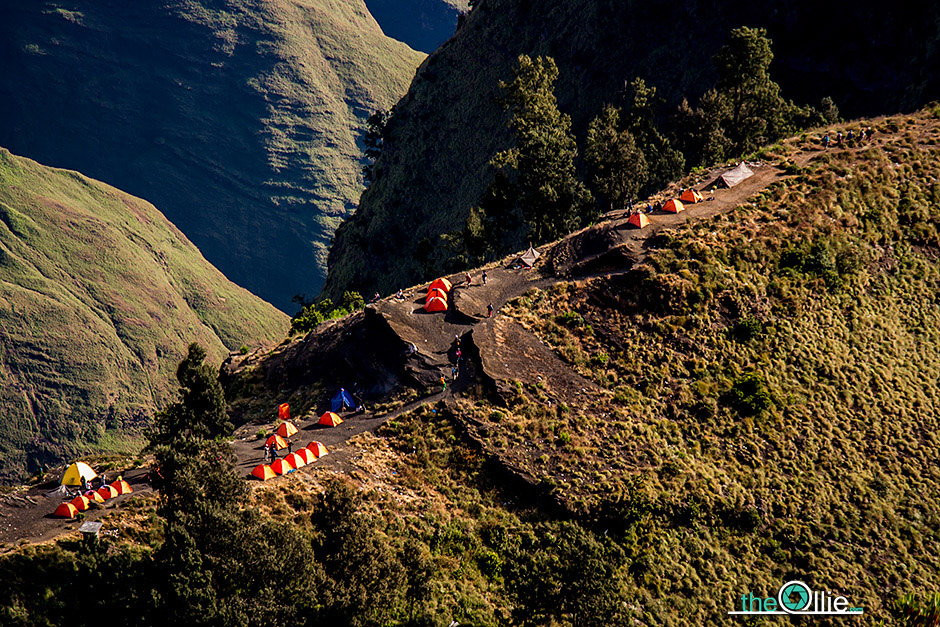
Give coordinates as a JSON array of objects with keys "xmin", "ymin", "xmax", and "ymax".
[
  {"xmin": 284, "ymin": 452, "xmax": 306, "ymax": 469},
  {"xmin": 84, "ymin": 490, "xmax": 105, "ymax": 504},
  {"xmin": 626, "ymin": 213, "xmax": 649, "ymax": 229},
  {"xmin": 53, "ymin": 503, "xmax": 78, "ymax": 518},
  {"xmin": 98, "ymin": 485, "xmax": 119, "ymax": 500},
  {"xmin": 427, "ymin": 288, "xmax": 448, "ymax": 302},
  {"xmin": 266, "ymin": 434, "xmax": 288, "ymax": 450},
  {"xmin": 278, "ymin": 403, "xmax": 290, "ymax": 421},
  {"xmin": 307, "ymin": 441, "xmax": 329, "ymax": 458},
  {"xmin": 251, "ymin": 464, "xmax": 276, "ymax": 481},
  {"xmin": 270, "ymin": 458, "xmax": 295, "ymax": 475},
  {"xmin": 680, "ymin": 189, "xmax": 704, "ymax": 204},
  {"xmin": 319, "ymin": 412, "xmax": 344, "ymax": 427},
  {"xmin": 113, "ymin": 479, "xmax": 133, "ymax": 495},
  {"xmin": 70, "ymin": 495, "xmax": 91, "ymax": 512},
  {"xmin": 275, "ymin": 421, "xmax": 298, "ymax": 438},
  {"xmin": 663, "ymin": 199, "xmax": 685, "ymax": 213},
  {"xmin": 428, "ymin": 278, "xmax": 452, "ymax": 293},
  {"xmin": 296, "ymin": 448, "xmax": 317, "ymax": 464},
  {"xmin": 425, "ymin": 297, "xmax": 447, "ymax": 313}
]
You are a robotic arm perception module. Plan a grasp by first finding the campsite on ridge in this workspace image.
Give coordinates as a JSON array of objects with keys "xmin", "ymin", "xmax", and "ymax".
[{"xmin": 0, "ymin": 1, "xmax": 938, "ymax": 624}]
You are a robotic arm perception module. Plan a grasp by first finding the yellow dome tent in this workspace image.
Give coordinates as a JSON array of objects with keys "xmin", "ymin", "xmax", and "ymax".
[{"xmin": 61, "ymin": 462, "xmax": 97, "ymax": 487}]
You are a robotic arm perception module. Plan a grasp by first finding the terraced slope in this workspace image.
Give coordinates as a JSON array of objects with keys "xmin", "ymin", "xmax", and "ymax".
[
  {"xmin": 0, "ymin": 148, "xmax": 288, "ymax": 481},
  {"xmin": 0, "ymin": 0, "xmax": 424, "ymax": 310}
]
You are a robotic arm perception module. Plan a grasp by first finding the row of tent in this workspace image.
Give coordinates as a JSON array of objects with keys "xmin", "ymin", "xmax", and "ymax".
[
  {"xmin": 53, "ymin": 478, "xmax": 134, "ymax": 518},
  {"xmin": 425, "ymin": 277, "xmax": 451, "ymax": 313},
  {"xmin": 625, "ymin": 162, "xmax": 754, "ymax": 229},
  {"xmin": 626, "ymin": 190, "xmax": 704, "ymax": 229},
  {"xmin": 252, "ymin": 441, "xmax": 330, "ymax": 480}
]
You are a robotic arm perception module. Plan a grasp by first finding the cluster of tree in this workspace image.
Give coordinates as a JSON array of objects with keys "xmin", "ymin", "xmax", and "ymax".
[
  {"xmin": 452, "ymin": 27, "xmax": 839, "ymax": 266},
  {"xmin": 0, "ymin": 345, "xmax": 435, "ymax": 626},
  {"xmin": 290, "ymin": 290, "xmax": 364, "ymax": 335}
]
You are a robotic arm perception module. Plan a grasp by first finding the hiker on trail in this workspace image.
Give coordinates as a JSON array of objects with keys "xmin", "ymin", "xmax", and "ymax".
[
  {"xmin": 486, "ymin": 304, "xmax": 494, "ymax": 318},
  {"xmin": 287, "ymin": 441, "xmax": 292, "ymax": 454},
  {"xmin": 482, "ymin": 270, "xmax": 487, "ymax": 285},
  {"xmin": 836, "ymin": 131, "xmax": 843, "ymax": 146},
  {"xmin": 465, "ymin": 272, "xmax": 472, "ymax": 285},
  {"xmin": 823, "ymin": 133, "xmax": 830, "ymax": 149},
  {"xmin": 263, "ymin": 444, "xmax": 270, "ymax": 463},
  {"xmin": 455, "ymin": 348, "xmax": 462, "ymax": 362},
  {"xmin": 371, "ymin": 292, "xmax": 380, "ymax": 303},
  {"xmin": 396, "ymin": 289, "xmax": 404, "ymax": 300},
  {"xmin": 440, "ymin": 375, "xmax": 447, "ymax": 392},
  {"xmin": 451, "ymin": 364, "xmax": 458, "ymax": 380},
  {"xmin": 847, "ymin": 129, "xmax": 854, "ymax": 144}
]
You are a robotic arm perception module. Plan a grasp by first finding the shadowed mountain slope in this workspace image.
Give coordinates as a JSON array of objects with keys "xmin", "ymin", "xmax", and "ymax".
[{"xmin": 0, "ymin": 0, "xmax": 424, "ymax": 311}]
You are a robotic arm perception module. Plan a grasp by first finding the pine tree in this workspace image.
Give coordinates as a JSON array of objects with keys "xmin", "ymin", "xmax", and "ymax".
[
  {"xmin": 484, "ymin": 55, "xmax": 594, "ymax": 247},
  {"xmin": 621, "ymin": 78, "xmax": 684, "ymax": 190},
  {"xmin": 585, "ymin": 106, "xmax": 648, "ymax": 211},
  {"xmin": 148, "ymin": 343, "xmax": 230, "ymax": 450}
]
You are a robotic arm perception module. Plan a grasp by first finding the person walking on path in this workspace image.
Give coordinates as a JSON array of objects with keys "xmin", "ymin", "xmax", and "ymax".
[
  {"xmin": 287, "ymin": 441, "xmax": 292, "ymax": 455},
  {"xmin": 486, "ymin": 304, "xmax": 494, "ymax": 318},
  {"xmin": 482, "ymin": 270, "xmax": 487, "ymax": 285},
  {"xmin": 822, "ymin": 133, "xmax": 830, "ymax": 149},
  {"xmin": 465, "ymin": 272, "xmax": 472, "ymax": 286},
  {"xmin": 440, "ymin": 375, "xmax": 447, "ymax": 392},
  {"xmin": 263, "ymin": 444, "xmax": 270, "ymax": 463}
]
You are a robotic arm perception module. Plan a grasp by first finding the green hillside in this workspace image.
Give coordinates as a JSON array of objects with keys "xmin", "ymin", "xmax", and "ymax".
[
  {"xmin": 0, "ymin": 148, "xmax": 288, "ymax": 481},
  {"xmin": 325, "ymin": 0, "xmax": 940, "ymax": 299},
  {"xmin": 0, "ymin": 0, "xmax": 424, "ymax": 310}
]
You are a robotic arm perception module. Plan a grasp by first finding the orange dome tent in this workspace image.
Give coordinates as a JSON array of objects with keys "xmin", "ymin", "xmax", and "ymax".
[
  {"xmin": 307, "ymin": 441, "xmax": 329, "ymax": 458},
  {"xmin": 284, "ymin": 452, "xmax": 306, "ymax": 469},
  {"xmin": 266, "ymin": 434, "xmax": 288, "ymax": 450},
  {"xmin": 275, "ymin": 421, "xmax": 298, "ymax": 438},
  {"xmin": 270, "ymin": 458, "xmax": 295, "ymax": 475},
  {"xmin": 98, "ymin": 485, "xmax": 119, "ymax": 500},
  {"xmin": 425, "ymin": 297, "xmax": 448, "ymax": 313},
  {"xmin": 278, "ymin": 403, "xmax": 290, "ymax": 421},
  {"xmin": 53, "ymin": 503, "xmax": 78, "ymax": 518},
  {"xmin": 113, "ymin": 480, "xmax": 133, "ymax": 495},
  {"xmin": 662, "ymin": 199, "xmax": 685, "ymax": 213},
  {"xmin": 70, "ymin": 495, "xmax": 91, "ymax": 512},
  {"xmin": 427, "ymin": 288, "xmax": 448, "ymax": 302},
  {"xmin": 296, "ymin": 448, "xmax": 317, "ymax": 464},
  {"xmin": 319, "ymin": 412, "xmax": 343, "ymax": 427},
  {"xmin": 428, "ymin": 278, "xmax": 452, "ymax": 293},
  {"xmin": 84, "ymin": 490, "xmax": 105, "ymax": 504},
  {"xmin": 626, "ymin": 213, "xmax": 649, "ymax": 229},
  {"xmin": 251, "ymin": 464, "xmax": 277, "ymax": 481},
  {"xmin": 680, "ymin": 189, "xmax": 704, "ymax": 204}
]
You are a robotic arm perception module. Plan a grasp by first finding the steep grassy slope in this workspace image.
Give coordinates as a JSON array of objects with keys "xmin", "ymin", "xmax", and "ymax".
[
  {"xmin": 326, "ymin": 0, "xmax": 940, "ymax": 298},
  {"xmin": 0, "ymin": 0, "xmax": 423, "ymax": 310},
  {"xmin": 235, "ymin": 110, "xmax": 939, "ymax": 624},
  {"xmin": 363, "ymin": 0, "xmax": 467, "ymax": 52},
  {"xmin": 0, "ymin": 148, "xmax": 288, "ymax": 481}
]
